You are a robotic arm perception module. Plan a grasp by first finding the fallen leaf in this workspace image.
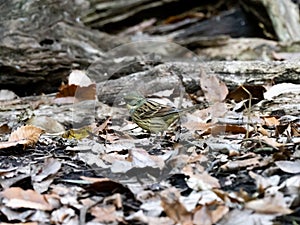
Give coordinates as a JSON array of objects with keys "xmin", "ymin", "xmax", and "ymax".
[
  {"xmin": 9, "ymin": 125, "xmax": 43, "ymax": 145},
  {"xmin": 0, "ymin": 123, "xmax": 11, "ymax": 135},
  {"xmin": 186, "ymin": 173, "xmax": 220, "ymax": 191},
  {"xmin": 74, "ymin": 84, "xmax": 96, "ymax": 101},
  {"xmin": 220, "ymin": 157, "xmax": 261, "ymax": 171},
  {"xmin": 249, "ymin": 171, "xmax": 280, "ymax": 192},
  {"xmin": 91, "ymin": 205, "xmax": 122, "ymax": 223},
  {"xmin": 68, "ymin": 70, "xmax": 93, "ymax": 87},
  {"xmin": 281, "ymin": 175, "xmax": 300, "ymax": 195},
  {"xmin": 51, "ymin": 207, "xmax": 77, "ymax": 224},
  {"xmin": 275, "ymin": 160, "xmax": 300, "ymax": 174},
  {"xmin": 200, "ymin": 74, "xmax": 228, "ymax": 103},
  {"xmin": 264, "ymin": 83, "xmax": 300, "ymax": 100},
  {"xmin": 32, "ymin": 158, "xmax": 62, "ymax": 193},
  {"xmin": 210, "ymin": 204, "xmax": 229, "ymax": 224},
  {"xmin": 245, "ymin": 192, "xmax": 292, "ymax": 214},
  {"xmin": 218, "ymin": 208, "xmax": 276, "ymax": 225},
  {"xmin": 262, "ymin": 116, "xmax": 280, "ymax": 127},
  {"xmin": 0, "ymin": 89, "xmax": 18, "ymax": 101},
  {"xmin": 32, "ymin": 158, "xmax": 62, "ymax": 182},
  {"xmin": 160, "ymin": 188, "xmax": 193, "ymax": 224},
  {"xmin": 104, "ymin": 193, "xmax": 123, "ymax": 209},
  {"xmin": 80, "ymin": 176, "xmax": 110, "ymax": 183},
  {"xmin": 1, "ymin": 187, "xmax": 53, "ymax": 210},
  {"xmin": 128, "ymin": 148, "xmax": 165, "ymax": 170},
  {"xmin": 0, "ymin": 167, "xmax": 18, "ymax": 176},
  {"xmin": 198, "ymin": 124, "xmax": 247, "ymax": 136},
  {"xmin": 0, "ymin": 125, "xmax": 44, "ymax": 149},
  {"xmin": 227, "ymin": 85, "xmax": 266, "ymax": 102},
  {"xmin": 56, "ymin": 70, "xmax": 96, "ymax": 102},
  {"xmin": 55, "ymin": 84, "xmax": 77, "ymax": 98},
  {"xmin": 27, "ymin": 116, "xmax": 65, "ymax": 133},
  {"xmin": 85, "ymin": 177, "xmax": 133, "ymax": 195},
  {"xmin": 193, "ymin": 205, "xmax": 213, "ymax": 225},
  {"xmin": 255, "ymin": 136, "xmax": 283, "ymax": 148}
]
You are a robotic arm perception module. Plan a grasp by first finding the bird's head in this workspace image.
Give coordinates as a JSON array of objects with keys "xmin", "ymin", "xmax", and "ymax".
[{"xmin": 124, "ymin": 91, "xmax": 146, "ymax": 112}]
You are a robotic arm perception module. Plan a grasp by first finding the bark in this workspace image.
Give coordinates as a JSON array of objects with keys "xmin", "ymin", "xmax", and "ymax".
[{"xmin": 0, "ymin": 0, "xmax": 123, "ymax": 95}]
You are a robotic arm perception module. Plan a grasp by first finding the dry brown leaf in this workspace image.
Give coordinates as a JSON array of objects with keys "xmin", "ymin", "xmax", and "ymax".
[
  {"xmin": 74, "ymin": 84, "xmax": 96, "ymax": 101},
  {"xmin": 147, "ymin": 217, "xmax": 175, "ymax": 225},
  {"xmin": 245, "ymin": 192, "xmax": 292, "ymax": 214},
  {"xmin": 0, "ymin": 123, "xmax": 11, "ymax": 135},
  {"xmin": 262, "ymin": 116, "xmax": 280, "ymax": 127},
  {"xmin": 1, "ymin": 187, "xmax": 53, "ymax": 210},
  {"xmin": 56, "ymin": 70, "xmax": 96, "ymax": 101},
  {"xmin": 277, "ymin": 122, "xmax": 300, "ymax": 138},
  {"xmin": 193, "ymin": 205, "xmax": 213, "ymax": 225},
  {"xmin": 210, "ymin": 205, "xmax": 229, "ymax": 224},
  {"xmin": 127, "ymin": 148, "xmax": 165, "ymax": 170},
  {"xmin": 182, "ymin": 118, "xmax": 212, "ymax": 132},
  {"xmin": 220, "ymin": 157, "xmax": 261, "ymax": 171},
  {"xmin": 80, "ymin": 176, "xmax": 110, "ymax": 183},
  {"xmin": 257, "ymin": 125, "xmax": 270, "ymax": 136},
  {"xmin": 0, "ymin": 125, "xmax": 44, "ymax": 149},
  {"xmin": 55, "ymin": 84, "xmax": 96, "ymax": 102},
  {"xmin": 95, "ymin": 117, "xmax": 111, "ymax": 133},
  {"xmin": 254, "ymin": 136, "xmax": 283, "ymax": 148},
  {"xmin": 9, "ymin": 125, "xmax": 43, "ymax": 145},
  {"xmin": 55, "ymin": 83, "xmax": 77, "ymax": 98},
  {"xmin": 218, "ymin": 208, "xmax": 276, "ymax": 225},
  {"xmin": 198, "ymin": 124, "xmax": 247, "ymax": 136},
  {"xmin": 291, "ymin": 123, "xmax": 300, "ymax": 137},
  {"xmin": 249, "ymin": 171, "xmax": 280, "ymax": 192},
  {"xmin": 275, "ymin": 123, "xmax": 289, "ymax": 136},
  {"xmin": 187, "ymin": 173, "xmax": 220, "ymax": 191},
  {"xmin": 32, "ymin": 158, "xmax": 62, "ymax": 182},
  {"xmin": 51, "ymin": 207, "xmax": 77, "ymax": 224},
  {"xmin": 160, "ymin": 187, "xmax": 193, "ymax": 224},
  {"xmin": 91, "ymin": 205, "xmax": 122, "ymax": 223},
  {"xmin": 86, "ymin": 178, "xmax": 131, "ymax": 195},
  {"xmin": 227, "ymin": 85, "xmax": 266, "ymax": 102},
  {"xmin": 104, "ymin": 193, "xmax": 123, "ymax": 209},
  {"xmin": 200, "ymin": 74, "xmax": 228, "ymax": 103}
]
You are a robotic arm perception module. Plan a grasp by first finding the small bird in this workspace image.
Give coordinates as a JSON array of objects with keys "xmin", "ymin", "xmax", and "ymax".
[{"xmin": 124, "ymin": 92, "xmax": 203, "ymax": 133}]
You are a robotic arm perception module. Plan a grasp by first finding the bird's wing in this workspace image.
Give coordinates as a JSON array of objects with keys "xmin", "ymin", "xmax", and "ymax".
[{"xmin": 136, "ymin": 99, "xmax": 178, "ymax": 119}]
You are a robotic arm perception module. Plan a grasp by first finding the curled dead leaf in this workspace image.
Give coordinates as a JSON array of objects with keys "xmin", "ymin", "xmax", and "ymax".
[
  {"xmin": 227, "ymin": 85, "xmax": 266, "ymax": 102},
  {"xmin": 1, "ymin": 187, "xmax": 54, "ymax": 211},
  {"xmin": 245, "ymin": 192, "xmax": 292, "ymax": 214},
  {"xmin": 160, "ymin": 187, "xmax": 192, "ymax": 224},
  {"xmin": 0, "ymin": 125, "xmax": 44, "ymax": 150}
]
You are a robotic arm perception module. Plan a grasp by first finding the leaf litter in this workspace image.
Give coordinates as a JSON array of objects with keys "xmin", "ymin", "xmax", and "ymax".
[{"xmin": 0, "ymin": 71, "xmax": 299, "ymax": 225}]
